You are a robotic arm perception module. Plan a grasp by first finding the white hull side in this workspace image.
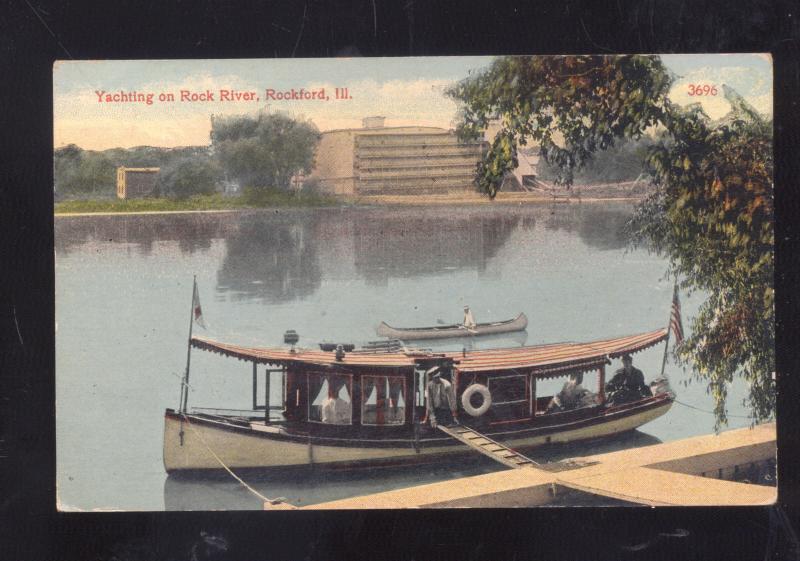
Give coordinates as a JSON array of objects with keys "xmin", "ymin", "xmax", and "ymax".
[{"xmin": 164, "ymin": 401, "xmax": 671, "ymax": 471}]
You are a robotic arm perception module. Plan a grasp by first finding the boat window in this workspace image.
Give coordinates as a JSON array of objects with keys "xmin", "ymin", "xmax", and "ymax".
[
  {"xmin": 488, "ymin": 374, "xmax": 528, "ymax": 405},
  {"xmin": 362, "ymin": 375, "xmax": 406, "ymax": 426},
  {"xmin": 308, "ymin": 373, "xmax": 353, "ymax": 425}
]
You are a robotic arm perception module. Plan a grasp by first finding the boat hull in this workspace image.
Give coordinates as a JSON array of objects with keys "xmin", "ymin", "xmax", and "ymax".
[
  {"xmin": 376, "ymin": 312, "xmax": 528, "ymax": 340},
  {"xmin": 163, "ymin": 397, "xmax": 672, "ymax": 472}
]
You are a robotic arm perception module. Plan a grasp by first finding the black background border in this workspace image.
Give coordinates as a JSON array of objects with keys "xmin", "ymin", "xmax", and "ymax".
[{"xmin": 1, "ymin": 1, "xmax": 799, "ymax": 560}]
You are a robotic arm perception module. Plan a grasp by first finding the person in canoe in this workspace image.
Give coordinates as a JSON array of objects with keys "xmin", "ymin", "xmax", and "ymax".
[
  {"xmin": 605, "ymin": 353, "xmax": 653, "ymax": 405},
  {"xmin": 424, "ymin": 366, "xmax": 459, "ymax": 428},
  {"xmin": 463, "ymin": 305, "xmax": 477, "ymax": 330}
]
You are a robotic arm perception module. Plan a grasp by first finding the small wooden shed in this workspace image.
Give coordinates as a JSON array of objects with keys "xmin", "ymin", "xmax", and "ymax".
[{"xmin": 116, "ymin": 167, "xmax": 159, "ymax": 199}]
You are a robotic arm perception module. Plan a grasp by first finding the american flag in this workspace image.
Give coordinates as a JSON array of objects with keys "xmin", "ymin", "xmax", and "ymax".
[{"xmin": 670, "ymin": 286, "xmax": 684, "ymax": 345}]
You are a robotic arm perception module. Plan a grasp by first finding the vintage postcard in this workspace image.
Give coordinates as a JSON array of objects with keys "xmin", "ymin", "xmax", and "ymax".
[{"xmin": 54, "ymin": 54, "xmax": 775, "ymax": 511}]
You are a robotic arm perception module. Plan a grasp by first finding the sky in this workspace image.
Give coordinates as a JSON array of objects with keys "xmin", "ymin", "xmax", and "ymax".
[{"xmin": 53, "ymin": 54, "xmax": 772, "ymax": 151}]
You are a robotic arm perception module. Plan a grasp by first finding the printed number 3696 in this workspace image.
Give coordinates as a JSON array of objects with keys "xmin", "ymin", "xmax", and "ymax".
[{"xmin": 688, "ymin": 84, "xmax": 718, "ymax": 96}]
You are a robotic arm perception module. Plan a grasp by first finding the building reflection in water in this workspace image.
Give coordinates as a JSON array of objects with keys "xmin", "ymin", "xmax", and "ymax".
[
  {"xmin": 56, "ymin": 203, "xmax": 637, "ymax": 307},
  {"xmin": 216, "ymin": 212, "xmax": 323, "ymax": 303},
  {"xmin": 350, "ymin": 207, "xmax": 525, "ymax": 285},
  {"xmin": 543, "ymin": 203, "xmax": 634, "ymax": 251},
  {"xmin": 215, "ymin": 206, "xmax": 531, "ymax": 301}
]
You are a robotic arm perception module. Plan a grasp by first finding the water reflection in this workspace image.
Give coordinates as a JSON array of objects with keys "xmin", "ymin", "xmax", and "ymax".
[
  {"xmin": 54, "ymin": 213, "xmax": 238, "ymax": 255},
  {"xmin": 163, "ymin": 454, "xmax": 498, "ymax": 510},
  {"xmin": 56, "ymin": 204, "xmax": 637, "ymax": 307},
  {"xmin": 351, "ymin": 208, "xmax": 526, "ymax": 283},
  {"xmin": 544, "ymin": 203, "xmax": 633, "ymax": 251},
  {"xmin": 214, "ymin": 207, "xmax": 532, "ymax": 301},
  {"xmin": 216, "ymin": 213, "xmax": 323, "ymax": 303},
  {"xmin": 525, "ymin": 428, "xmax": 662, "ymax": 463}
]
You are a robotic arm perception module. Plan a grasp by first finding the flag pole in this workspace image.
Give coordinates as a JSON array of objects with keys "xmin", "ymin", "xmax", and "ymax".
[
  {"xmin": 659, "ymin": 283, "xmax": 677, "ymax": 378},
  {"xmin": 180, "ymin": 276, "xmax": 197, "ymax": 413}
]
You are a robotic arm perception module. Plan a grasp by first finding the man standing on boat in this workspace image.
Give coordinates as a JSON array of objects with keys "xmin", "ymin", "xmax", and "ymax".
[
  {"xmin": 605, "ymin": 354, "xmax": 652, "ymax": 404},
  {"xmin": 463, "ymin": 305, "xmax": 477, "ymax": 330},
  {"xmin": 425, "ymin": 366, "xmax": 459, "ymax": 428}
]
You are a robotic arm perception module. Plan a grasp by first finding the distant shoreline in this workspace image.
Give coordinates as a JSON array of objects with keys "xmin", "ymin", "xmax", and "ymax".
[{"xmin": 54, "ymin": 193, "xmax": 641, "ymax": 216}]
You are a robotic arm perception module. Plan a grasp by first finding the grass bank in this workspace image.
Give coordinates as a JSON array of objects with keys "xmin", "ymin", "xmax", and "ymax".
[{"xmin": 54, "ymin": 190, "xmax": 339, "ymax": 214}]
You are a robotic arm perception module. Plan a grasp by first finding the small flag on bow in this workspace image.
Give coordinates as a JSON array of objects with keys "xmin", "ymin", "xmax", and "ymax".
[
  {"xmin": 192, "ymin": 279, "xmax": 206, "ymax": 329},
  {"xmin": 669, "ymin": 286, "xmax": 684, "ymax": 345}
]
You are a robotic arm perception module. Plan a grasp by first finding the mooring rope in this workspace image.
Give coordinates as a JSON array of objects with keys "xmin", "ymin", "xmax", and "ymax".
[
  {"xmin": 673, "ymin": 398, "xmax": 754, "ymax": 420},
  {"xmin": 180, "ymin": 413, "xmax": 285, "ymax": 506}
]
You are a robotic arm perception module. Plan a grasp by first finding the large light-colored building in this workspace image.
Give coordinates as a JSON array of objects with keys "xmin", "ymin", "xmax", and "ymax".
[{"xmin": 310, "ymin": 117, "xmax": 485, "ymax": 196}]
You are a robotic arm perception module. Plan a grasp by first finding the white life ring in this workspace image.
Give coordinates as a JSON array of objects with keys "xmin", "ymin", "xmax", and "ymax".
[{"xmin": 461, "ymin": 384, "xmax": 492, "ymax": 417}]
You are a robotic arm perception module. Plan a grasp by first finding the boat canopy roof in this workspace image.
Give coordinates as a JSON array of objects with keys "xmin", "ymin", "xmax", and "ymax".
[{"xmin": 191, "ymin": 327, "xmax": 668, "ymax": 376}]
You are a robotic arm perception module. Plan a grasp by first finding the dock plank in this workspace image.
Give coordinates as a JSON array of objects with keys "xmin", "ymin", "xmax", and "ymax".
[
  {"xmin": 563, "ymin": 466, "xmax": 776, "ymax": 506},
  {"xmin": 301, "ymin": 423, "xmax": 776, "ymax": 509}
]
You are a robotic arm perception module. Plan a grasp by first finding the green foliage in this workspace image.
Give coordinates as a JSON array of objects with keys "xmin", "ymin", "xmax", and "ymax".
[
  {"xmin": 537, "ymin": 134, "xmax": 661, "ymax": 184},
  {"xmin": 240, "ymin": 185, "xmax": 334, "ymax": 207},
  {"xmin": 300, "ymin": 176, "xmax": 322, "ymax": 195},
  {"xmin": 54, "ymin": 144, "xmax": 116, "ymax": 195},
  {"xmin": 631, "ymin": 95, "xmax": 774, "ymax": 428},
  {"xmin": 54, "ymin": 190, "xmax": 337, "ymax": 214},
  {"xmin": 158, "ymin": 158, "xmax": 218, "ymax": 199},
  {"xmin": 447, "ymin": 55, "xmax": 673, "ymax": 196},
  {"xmin": 449, "ymin": 55, "xmax": 774, "ymax": 426},
  {"xmin": 53, "ymin": 144, "xmax": 214, "ymax": 198},
  {"xmin": 54, "ymin": 194, "xmax": 235, "ymax": 213},
  {"xmin": 211, "ymin": 112, "xmax": 319, "ymax": 190}
]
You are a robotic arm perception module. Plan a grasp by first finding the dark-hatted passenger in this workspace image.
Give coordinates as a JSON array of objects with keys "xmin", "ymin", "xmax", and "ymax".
[{"xmin": 605, "ymin": 353, "xmax": 653, "ymax": 405}]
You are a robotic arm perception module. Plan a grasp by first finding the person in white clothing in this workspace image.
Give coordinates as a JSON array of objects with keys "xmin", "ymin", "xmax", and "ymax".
[
  {"xmin": 424, "ymin": 366, "xmax": 458, "ymax": 428},
  {"xmin": 320, "ymin": 378, "xmax": 352, "ymax": 424},
  {"xmin": 463, "ymin": 305, "xmax": 477, "ymax": 329}
]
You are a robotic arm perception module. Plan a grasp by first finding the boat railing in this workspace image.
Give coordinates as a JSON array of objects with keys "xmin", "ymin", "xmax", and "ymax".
[{"xmin": 191, "ymin": 406, "xmax": 286, "ymax": 421}]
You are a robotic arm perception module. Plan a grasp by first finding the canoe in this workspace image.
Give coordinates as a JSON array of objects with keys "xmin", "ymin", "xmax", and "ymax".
[{"xmin": 375, "ymin": 312, "xmax": 528, "ymax": 340}]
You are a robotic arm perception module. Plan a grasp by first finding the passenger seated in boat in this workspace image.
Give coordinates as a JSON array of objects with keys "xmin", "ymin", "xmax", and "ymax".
[
  {"xmin": 546, "ymin": 372, "xmax": 592, "ymax": 413},
  {"xmin": 424, "ymin": 366, "xmax": 458, "ymax": 428},
  {"xmin": 463, "ymin": 305, "xmax": 477, "ymax": 329},
  {"xmin": 386, "ymin": 379, "xmax": 406, "ymax": 424},
  {"xmin": 605, "ymin": 353, "xmax": 653, "ymax": 405},
  {"xmin": 321, "ymin": 379, "xmax": 352, "ymax": 425}
]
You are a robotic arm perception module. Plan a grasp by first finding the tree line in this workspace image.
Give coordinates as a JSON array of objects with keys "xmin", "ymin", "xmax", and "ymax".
[{"xmin": 54, "ymin": 113, "xmax": 319, "ymax": 199}]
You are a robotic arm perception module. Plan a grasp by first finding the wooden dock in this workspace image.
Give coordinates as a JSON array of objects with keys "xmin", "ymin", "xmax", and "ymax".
[{"xmin": 278, "ymin": 423, "xmax": 775, "ymax": 509}]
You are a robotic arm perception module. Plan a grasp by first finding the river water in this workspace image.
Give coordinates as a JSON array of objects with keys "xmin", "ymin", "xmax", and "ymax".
[{"xmin": 55, "ymin": 203, "xmax": 755, "ymax": 510}]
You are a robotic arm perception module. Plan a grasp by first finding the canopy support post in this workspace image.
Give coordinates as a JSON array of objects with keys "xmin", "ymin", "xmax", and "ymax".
[
  {"xmin": 250, "ymin": 362, "xmax": 257, "ymax": 411},
  {"xmin": 282, "ymin": 367, "xmax": 287, "ymax": 413},
  {"xmin": 264, "ymin": 364, "xmax": 271, "ymax": 424},
  {"xmin": 180, "ymin": 276, "xmax": 197, "ymax": 414},
  {"xmin": 598, "ymin": 365, "xmax": 606, "ymax": 405}
]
